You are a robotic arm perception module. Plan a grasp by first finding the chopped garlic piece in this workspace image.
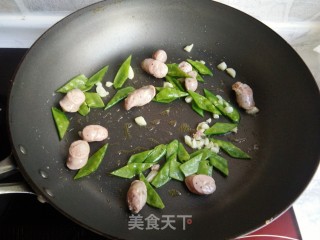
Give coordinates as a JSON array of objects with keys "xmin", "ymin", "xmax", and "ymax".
[
  {"xmin": 226, "ymin": 68, "xmax": 236, "ymax": 78},
  {"xmin": 163, "ymin": 82, "xmax": 174, "ymax": 88},
  {"xmin": 105, "ymin": 81, "xmax": 113, "ymax": 88},
  {"xmin": 134, "ymin": 116, "xmax": 147, "ymax": 126},
  {"xmin": 217, "ymin": 61, "xmax": 227, "ymax": 71},
  {"xmin": 199, "ymin": 60, "xmax": 205, "ymax": 65},
  {"xmin": 128, "ymin": 66, "xmax": 134, "ymax": 79},
  {"xmin": 184, "ymin": 43, "xmax": 194, "ymax": 52},
  {"xmin": 225, "ymin": 106, "xmax": 234, "ymax": 113},
  {"xmin": 96, "ymin": 82, "xmax": 109, "ymax": 97},
  {"xmin": 213, "ymin": 113, "xmax": 220, "ymax": 119},
  {"xmin": 313, "ymin": 45, "xmax": 320, "ymax": 53},
  {"xmin": 185, "ymin": 96, "xmax": 193, "ymax": 103}
]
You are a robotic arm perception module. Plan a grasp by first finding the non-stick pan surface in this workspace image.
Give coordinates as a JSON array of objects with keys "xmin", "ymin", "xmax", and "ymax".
[{"xmin": 8, "ymin": 0, "xmax": 320, "ymax": 239}]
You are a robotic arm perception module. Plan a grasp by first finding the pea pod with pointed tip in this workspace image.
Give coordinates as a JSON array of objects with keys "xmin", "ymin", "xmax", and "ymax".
[
  {"xmin": 204, "ymin": 88, "xmax": 240, "ymax": 123},
  {"xmin": 211, "ymin": 138, "xmax": 251, "ymax": 159},
  {"xmin": 51, "ymin": 107, "xmax": 69, "ymax": 140},
  {"xmin": 74, "ymin": 144, "xmax": 108, "ymax": 179},
  {"xmin": 139, "ymin": 173, "xmax": 165, "ymax": 209},
  {"xmin": 111, "ymin": 163, "xmax": 154, "ymax": 179},
  {"xmin": 113, "ymin": 55, "xmax": 132, "ymax": 89},
  {"xmin": 105, "ymin": 86, "xmax": 135, "ymax": 110}
]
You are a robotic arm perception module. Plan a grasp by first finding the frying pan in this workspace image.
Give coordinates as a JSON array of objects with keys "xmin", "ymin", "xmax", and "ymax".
[{"xmin": 3, "ymin": 0, "xmax": 320, "ymax": 239}]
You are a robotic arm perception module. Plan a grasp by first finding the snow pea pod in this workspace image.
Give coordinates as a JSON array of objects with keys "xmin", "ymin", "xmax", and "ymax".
[
  {"xmin": 104, "ymin": 86, "xmax": 135, "ymax": 110},
  {"xmin": 204, "ymin": 88, "xmax": 240, "ymax": 123},
  {"xmin": 197, "ymin": 160, "xmax": 213, "ymax": 176},
  {"xmin": 78, "ymin": 102, "xmax": 90, "ymax": 116},
  {"xmin": 166, "ymin": 140, "xmax": 179, "ymax": 160},
  {"xmin": 209, "ymin": 154, "xmax": 229, "ymax": 176},
  {"xmin": 113, "ymin": 55, "xmax": 132, "ymax": 89},
  {"xmin": 154, "ymin": 88, "xmax": 188, "ymax": 103},
  {"xmin": 190, "ymin": 148, "xmax": 213, "ymax": 161},
  {"xmin": 74, "ymin": 144, "xmax": 108, "ymax": 179},
  {"xmin": 204, "ymin": 122, "xmax": 238, "ymax": 135},
  {"xmin": 56, "ymin": 74, "xmax": 88, "ymax": 93},
  {"xmin": 127, "ymin": 149, "xmax": 153, "ymax": 164},
  {"xmin": 169, "ymin": 157, "xmax": 184, "ymax": 181},
  {"xmin": 139, "ymin": 173, "xmax": 165, "ymax": 209},
  {"xmin": 166, "ymin": 63, "xmax": 191, "ymax": 78},
  {"xmin": 186, "ymin": 59, "xmax": 213, "ymax": 76},
  {"xmin": 151, "ymin": 160, "xmax": 171, "ymax": 188},
  {"xmin": 211, "ymin": 138, "xmax": 251, "ymax": 159},
  {"xmin": 187, "ymin": 90, "xmax": 220, "ymax": 115},
  {"xmin": 191, "ymin": 101, "xmax": 204, "ymax": 117},
  {"xmin": 84, "ymin": 66, "xmax": 109, "ymax": 91},
  {"xmin": 51, "ymin": 107, "xmax": 69, "ymax": 140},
  {"xmin": 111, "ymin": 163, "xmax": 154, "ymax": 179},
  {"xmin": 144, "ymin": 144, "xmax": 167, "ymax": 163},
  {"xmin": 179, "ymin": 153, "xmax": 203, "ymax": 177},
  {"xmin": 84, "ymin": 92, "xmax": 105, "ymax": 108},
  {"xmin": 165, "ymin": 75, "xmax": 185, "ymax": 91},
  {"xmin": 177, "ymin": 142, "xmax": 190, "ymax": 163}
]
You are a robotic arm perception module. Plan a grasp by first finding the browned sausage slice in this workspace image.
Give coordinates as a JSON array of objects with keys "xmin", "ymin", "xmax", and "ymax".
[
  {"xmin": 185, "ymin": 174, "xmax": 216, "ymax": 195},
  {"xmin": 127, "ymin": 180, "xmax": 147, "ymax": 213}
]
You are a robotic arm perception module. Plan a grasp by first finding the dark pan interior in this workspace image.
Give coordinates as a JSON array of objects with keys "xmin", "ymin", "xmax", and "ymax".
[{"xmin": 8, "ymin": 0, "xmax": 320, "ymax": 239}]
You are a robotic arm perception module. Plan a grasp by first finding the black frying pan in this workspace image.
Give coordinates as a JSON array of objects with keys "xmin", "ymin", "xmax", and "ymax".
[{"xmin": 6, "ymin": 0, "xmax": 320, "ymax": 239}]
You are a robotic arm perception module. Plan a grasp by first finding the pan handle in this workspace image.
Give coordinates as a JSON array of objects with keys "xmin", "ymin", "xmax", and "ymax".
[
  {"xmin": 0, "ymin": 182, "xmax": 34, "ymax": 195},
  {"xmin": 0, "ymin": 153, "xmax": 17, "ymax": 179},
  {"xmin": 0, "ymin": 154, "xmax": 40, "ymax": 198}
]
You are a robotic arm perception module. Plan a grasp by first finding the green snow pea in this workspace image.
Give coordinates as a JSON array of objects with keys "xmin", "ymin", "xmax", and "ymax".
[
  {"xmin": 51, "ymin": 107, "xmax": 69, "ymax": 140},
  {"xmin": 204, "ymin": 122, "xmax": 238, "ymax": 135},
  {"xmin": 111, "ymin": 163, "xmax": 154, "ymax": 179},
  {"xmin": 191, "ymin": 101, "xmax": 204, "ymax": 117},
  {"xmin": 74, "ymin": 144, "xmax": 108, "ymax": 179},
  {"xmin": 197, "ymin": 160, "xmax": 213, "ymax": 176},
  {"xmin": 179, "ymin": 153, "xmax": 203, "ymax": 177},
  {"xmin": 84, "ymin": 92, "xmax": 105, "ymax": 108},
  {"xmin": 56, "ymin": 74, "xmax": 88, "ymax": 93},
  {"xmin": 78, "ymin": 102, "xmax": 90, "ymax": 116},
  {"xmin": 104, "ymin": 86, "xmax": 135, "ymax": 110},
  {"xmin": 169, "ymin": 157, "xmax": 184, "ymax": 181},
  {"xmin": 165, "ymin": 75, "xmax": 185, "ymax": 91},
  {"xmin": 166, "ymin": 63, "xmax": 191, "ymax": 78},
  {"xmin": 113, "ymin": 55, "xmax": 132, "ymax": 89},
  {"xmin": 127, "ymin": 149, "xmax": 153, "ymax": 164},
  {"xmin": 204, "ymin": 89, "xmax": 240, "ymax": 123},
  {"xmin": 177, "ymin": 142, "xmax": 190, "ymax": 163},
  {"xmin": 139, "ymin": 173, "xmax": 165, "ymax": 209},
  {"xmin": 151, "ymin": 160, "xmax": 171, "ymax": 188},
  {"xmin": 187, "ymin": 91, "xmax": 220, "ymax": 115},
  {"xmin": 186, "ymin": 59, "xmax": 213, "ymax": 76},
  {"xmin": 194, "ymin": 70, "xmax": 204, "ymax": 82},
  {"xmin": 211, "ymin": 138, "xmax": 251, "ymax": 159},
  {"xmin": 209, "ymin": 154, "xmax": 229, "ymax": 176},
  {"xmin": 166, "ymin": 140, "xmax": 179, "ymax": 160},
  {"xmin": 154, "ymin": 88, "xmax": 188, "ymax": 103},
  {"xmin": 189, "ymin": 148, "xmax": 214, "ymax": 161},
  {"xmin": 144, "ymin": 144, "xmax": 167, "ymax": 163},
  {"xmin": 84, "ymin": 66, "xmax": 109, "ymax": 91}
]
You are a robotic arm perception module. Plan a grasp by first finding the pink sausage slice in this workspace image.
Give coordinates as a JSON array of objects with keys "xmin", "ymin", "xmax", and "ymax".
[
  {"xmin": 178, "ymin": 61, "xmax": 193, "ymax": 73},
  {"xmin": 124, "ymin": 85, "xmax": 156, "ymax": 110},
  {"xmin": 152, "ymin": 49, "xmax": 167, "ymax": 63},
  {"xmin": 66, "ymin": 140, "xmax": 90, "ymax": 170},
  {"xmin": 59, "ymin": 88, "xmax": 85, "ymax": 112},
  {"xmin": 232, "ymin": 81, "xmax": 259, "ymax": 114},
  {"xmin": 127, "ymin": 180, "xmax": 147, "ymax": 213},
  {"xmin": 81, "ymin": 125, "xmax": 108, "ymax": 142},
  {"xmin": 185, "ymin": 77, "xmax": 198, "ymax": 91},
  {"xmin": 185, "ymin": 174, "xmax": 216, "ymax": 195},
  {"xmin": 141, "ymin": 58, "xmax": 168, "ymax": 78}
]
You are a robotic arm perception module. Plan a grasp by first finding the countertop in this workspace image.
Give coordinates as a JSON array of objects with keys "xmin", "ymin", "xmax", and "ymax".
[{"xmin": 0, "ymin": 1, "xmax": 319, "ymax": 239}]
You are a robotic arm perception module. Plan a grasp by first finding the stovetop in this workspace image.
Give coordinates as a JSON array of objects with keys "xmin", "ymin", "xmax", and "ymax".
[{"xmin": 0, "ymin": 48, "xmax": 302, "ymax": 240}]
